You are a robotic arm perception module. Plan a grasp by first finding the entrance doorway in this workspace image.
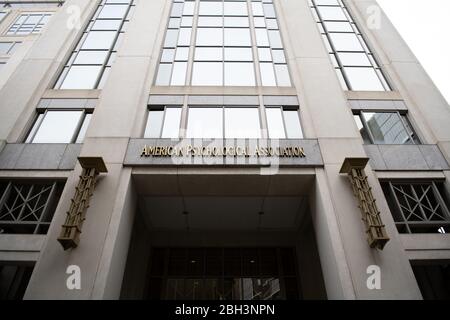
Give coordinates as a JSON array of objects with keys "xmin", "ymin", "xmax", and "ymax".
[{"xmin": 146, "ymin": 248, "xmax": 299, "ymax": 300}]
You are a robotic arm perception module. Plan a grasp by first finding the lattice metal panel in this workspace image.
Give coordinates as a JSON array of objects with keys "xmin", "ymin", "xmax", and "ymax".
[
  {"xmin": 0, "ymin": 180, "xmax": 64, "ymax": 234},
  {"xmin": 383, "ymin": 182, "xmax": 450, "ymax": 234}
]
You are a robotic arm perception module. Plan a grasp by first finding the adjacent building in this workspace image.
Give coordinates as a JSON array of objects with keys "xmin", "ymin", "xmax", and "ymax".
[{"xmin": 0, "ymin": 0, "xmax": 449, "ymax": 300}]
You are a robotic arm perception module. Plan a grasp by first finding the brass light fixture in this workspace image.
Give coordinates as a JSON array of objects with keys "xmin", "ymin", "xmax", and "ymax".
[
  {"xmin": 340, "ymin": 158, "xmax": 389, "ymax": 250},
  {"xmin": 57, "ymin": 157, "xmax": 107, "ymax": 250}
]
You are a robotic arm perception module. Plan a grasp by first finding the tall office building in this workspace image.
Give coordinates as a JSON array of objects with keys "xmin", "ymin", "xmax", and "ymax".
[{"xmin": 0, "ymin": 0, "xmax": 449, "ymax": 300}]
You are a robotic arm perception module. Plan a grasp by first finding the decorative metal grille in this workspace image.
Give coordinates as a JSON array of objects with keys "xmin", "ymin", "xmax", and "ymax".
[
  {"xmin": 383, "ymin": 182, "xmax": 450, "ymax": 234},
  {"xmin": 0, "ymin": 180, "xmax": 64, "ymax": 235}
]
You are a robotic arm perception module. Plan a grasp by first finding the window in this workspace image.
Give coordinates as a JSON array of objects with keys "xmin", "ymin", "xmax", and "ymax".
[
  {"xmin": 147, "ymin": 248, "xmax": 299, "ymax": 300},
  {"xmin": 0, "ymin": 180, "xmax": 65, "ymax": 235},
  {"xmin": 144, "ymin": 106, "xmax": 182, "ymax": 139},
  {"xmin": 309, "ymin": 0, "xmax": 390, "ymax": 91},
  {"xmin": 186, "ymin": 106, "xmax": 261, "ymax": 138},
  {"xmin": 25, "ymin": 110, "xmax": 92, "ymax": 143},
  {"xmin": 0, "ymin": 42, "xmax": 21, "ymax": 55},
  {"xmin": 155, "ymin": 0, "xmax": 291, "ymax": 87},
  {"xmin": 382, "ymin": 181, "xmax": 450, "ymax": 234},
  {"xmin": 55, "ymin": 0, "xmax": 135, "ymax": 89},
  {"xmin": 354, "ymin": 111, "xmax": 419, "ymax": 144},
  {"xmin": 0, "ymin": 11, "xmax": 6, "ymax": 22},
  {"xmin": 266, "ymin": 107, "xmax": 303, "ymax": 139},
  {"xmin": 6, "ymin": 12, "xmax": 52, "ymax": 35}
]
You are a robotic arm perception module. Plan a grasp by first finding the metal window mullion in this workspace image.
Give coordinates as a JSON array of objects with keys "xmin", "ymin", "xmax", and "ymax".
[
  {"xmin": 388, "ymin": 182, "xmax": 412, "ymax": 233},
  {"xmin": 399, "ymin": 113, "xmax": 418, "ymax": 145},
  {"xmin": 431, "ymin": 182, "xmax": 450, "ymax": 220},
  {"xmin": 159, "ymin": 107, "xmax": 168, "ymax": 138},
  {"xmin": 359, "ymin": 113, "xmax": 376, "ymax": 144},
  {"xmin": 71, "ymin": 111, "xmax": 87, "ymax": 143}
]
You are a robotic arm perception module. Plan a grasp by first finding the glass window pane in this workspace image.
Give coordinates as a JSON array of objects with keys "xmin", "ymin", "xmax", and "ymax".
[
  {"xmin": 144, "ymin": 110, "xmax": 164, "ymax": 138},
  {"xmin": 266, "ymin": 19, "xmax": 278, "ymax": 30},
  {"xmin": 171, "ymin": 2, "xmax": 184, "ymax": 17},
  {"xmin": 187, "ymin": 108, "xmax": 223, "ymax": 138},
  {"xmin": 91, "ymin": 19, "xmax": 122, "ymax": 31},
  {"xmin": 266, "ymin": 108, "xmax": 286, "ymax": 139},
  {"xmin": 199, "ymin": 2, "xmax": 223, "ymax": 16},
  {"xmin": 198, "ymin": 17, "xmax": 223, "ymax": 27},
  {"xmin": 192, "ymin": 62, "xmax": 223, "ymax": 85},
  {"xmin": 161, "ymin": 108, "xmax": 182, "ymax": 138},
  {"xmin": 74, "ymin": 51, "xmax": 109, "ymax": 65},
  {"xmin": 224, "ymin": 28, "xmax": 251, "ymax": 46},
  {"xmin": 155, "ymin": 64, "xmax": 172, "ymax": 86},
  {"xmin": 161, "ymin": 49, "xmax": 175, "ymax": 63},
  {"xmin": 195, "ymin": 47, "xmax": 223, "ymax": 61},
  {"xmin": 196, "ymin": 28, "xmax": 223, "ymax": 46},
  {"xmin": 178, "ymin": 28, "xmax": 192, "ymax": 46},
  {"xmin": 252, "ymin": 2, "xmax": 264, "ymax": 16},
  {"xmin": 225, "ymin": 108, "xmax": 261, "ymax": 139},
  {"xmin": 260, "ymin": 63, "xmax": 276, "ymax": 86},
  {"xmin": 75, "ymin": 114, "xmax": 92, "ymax": 143},
  {"xmin": 255, "ymin": 29, "xmax": 269, "ymax": 47},
  {"xmin": 328, "ymin": 33, "xmax": 363, "ymax": 51},
  {"xmin": 60, "ymin": 66, "xmax": 102, "ymax": 89},
  {"xmin": 272, "ymin": 49, "xmax": 286, "ymax": 63},
  {"xmin": 283, "ymin": 110, "xmax": 303, "ymax": 139},
  {"xmin": 224, "ymin": 17, "xmax": 249, "ymax": 27},
  {"xmin": 183, "ymin": 1, "xmax": 195, "ymax": 15},
  {"xmin": 338, "ymin": 52, "xmax": 371, "ymax": 66},
  {"xmin": 181, "ymin": 16, "xmax": 193, "ymax": 27},
  {"xmin": 175, "ymin": 47, "xmax": 189, "ymax": 61},
  {"xmin": 81, "ymin": 31, "xmax": 117, "ymax": 50},
  {"xmin": 324, "ymin": 21, "xmax": 353, "ymax": 32},
  {"xmin": 258, "ymin": 48, "xmax": 272, "ymax": 62},
  {"xmin": 224, "ymin": 2, "xmax": 248, "ymax": 16},
  {"xmin": 253, "ymin": 17, "xmax": 265, "ymax": 28},
  {"xmin": 263, "ymin": 3, "xmax": 276, "ymax": 18},
  {"xmin": 168, "ymin": 17, "xmax": 181, "ymax": 28},
  {"xmin": 345, "ymin": 67, "xmax": 385, "ymax": 91},
  {"xmin": 362, "ymin": 112, "xmax": 411, "ymax": 144},
  {"xmin": 224, "ymin": 62, "xmax": 255, "ymax": 86},
  {"xmin": 317, "ymin": 6, "xmax": 347, "ymax": 21},
  {"xmin": 164, "ymin": 29, "xmax": 179, "ymax": 48},
  {"xmin": 268, "ymin": 30, "xmax": 282, "ymax": 48},
  {"xmin": 32, "ymin": 111, "xmax": 83, "ymax": 143},
  {"xmin": 170, "ymin": 62, "xmax": 187, "ymax": 85},
  {"xmin": 274, "ymin": 64, "xmax": 291, "ymax": 86},
  {"xmin": 224, "ymin": 48, "xmax": 252, "ymax": 61},
  {"xmin": 98, "ymin": 4, "xmax": 128, "ymax": 19}
]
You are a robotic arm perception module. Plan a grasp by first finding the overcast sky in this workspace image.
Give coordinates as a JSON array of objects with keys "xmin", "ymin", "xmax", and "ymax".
[{"xmin": 376, "ymin": 0, "xmax": 450, "ymax": 105}]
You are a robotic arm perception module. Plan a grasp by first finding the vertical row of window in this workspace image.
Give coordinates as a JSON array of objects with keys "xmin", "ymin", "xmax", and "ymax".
[
  {"xmin": 54, "ymin": 0, "xmax": 135, "ymax": 90},
  {"xmin": 144, "ymin": 105, "xmax": 303, "ymax": 139},
  {"xmin": 155, "ymin": 0, "xmax": 291, "ymax": 87},
  {"xmin": 309, "ymin": 0, "xmax": 390, "ymax": 91}
]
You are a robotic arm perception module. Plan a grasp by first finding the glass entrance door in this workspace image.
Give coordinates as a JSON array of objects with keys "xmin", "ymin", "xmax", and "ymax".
[{"xmin": 146, "ymin": 248, "xmax": 300, "ymax": 300}]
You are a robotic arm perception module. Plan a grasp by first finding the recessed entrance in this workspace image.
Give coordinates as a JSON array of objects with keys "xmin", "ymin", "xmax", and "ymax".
[
  {"xmin": 147, "ymin": 248, "xmax": 299, "ymax": 300},
  {"xmin": 120, "ymin": 171, "xmax": 327, "ymax": 300}
]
